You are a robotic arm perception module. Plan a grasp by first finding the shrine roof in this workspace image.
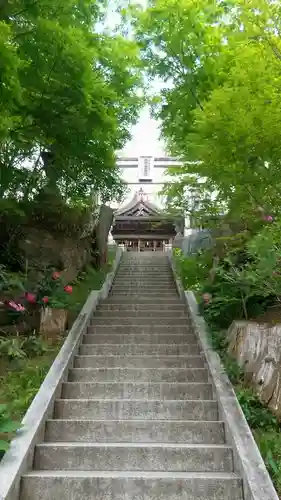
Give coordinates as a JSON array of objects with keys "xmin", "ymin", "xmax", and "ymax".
[{"xmin": 114, "ymin": 191, "xmax": 162, "ymax": 218}]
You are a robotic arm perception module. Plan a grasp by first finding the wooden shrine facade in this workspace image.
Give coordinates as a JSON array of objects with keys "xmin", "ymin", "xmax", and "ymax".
[{"xmin": 111, "ymin": 190, "xmax": 178, "ymax": 252}]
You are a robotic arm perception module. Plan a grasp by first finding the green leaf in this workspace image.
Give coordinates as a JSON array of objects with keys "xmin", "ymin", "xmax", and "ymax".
[
  {"xmin": 0, "ymin": 440, "xmax": 10, "ymax": 452},
  {"xmin": 0, "ymin": 0, "xmax": 143, "ymax": 201},
  {"xmin": 266, "ymin": 450, "xmax": 279, "ymax": 476},
  {"xmin": 0, "ymin": 420, "xmax": 21, "ymax": 434},
  {"xmin": 0, "ymin": 404, "xmax": 8, "ymax": 415}
]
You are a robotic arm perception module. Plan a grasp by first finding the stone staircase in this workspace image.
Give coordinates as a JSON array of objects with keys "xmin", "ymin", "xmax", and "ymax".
[{"xmin": 21, "ymin": 252, "xmax": 244, "ymax": 500}]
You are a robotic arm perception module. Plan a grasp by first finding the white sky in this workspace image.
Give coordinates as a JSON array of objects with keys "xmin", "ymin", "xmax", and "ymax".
[
  {"xmin": 122, "ymin": 105, "xmax": 166, "ymax": 156},
  {"xmin": 104, "ymin": 1, "xmax": 167, "ymax": 157}
]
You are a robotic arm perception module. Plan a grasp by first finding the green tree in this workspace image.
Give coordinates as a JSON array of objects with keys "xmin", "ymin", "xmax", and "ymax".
[
  {"xmin": 0, "ymin": 0, "xmax": 143, "ymax": 202},
  {"xmin": 134, "ymin": 0, "xmax": 281, "ymax": 219}
]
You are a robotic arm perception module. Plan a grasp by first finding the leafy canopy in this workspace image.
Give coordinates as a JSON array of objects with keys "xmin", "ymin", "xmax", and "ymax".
[
  {"xmin": 133, "ymin": 0, "xmax": 281, "ymax": 219},
  {"xmin": 0, "ymin": 0, "xmax": 144, "ymax": 202}
]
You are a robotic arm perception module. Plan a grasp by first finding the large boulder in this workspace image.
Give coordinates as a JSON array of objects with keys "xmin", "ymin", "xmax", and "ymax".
[
  {"xmin": 19, "ymin": 227, "xmax": 92, "ymax": 282},
  {"xmin": 227, "ymin": 320, "xmax": 281, "ymax": 416}
]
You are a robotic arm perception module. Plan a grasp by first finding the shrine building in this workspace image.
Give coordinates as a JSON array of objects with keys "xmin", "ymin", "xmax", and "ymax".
[
  {"xmin": 109, "ymin": 156, "xmax": 187, "ymax": 251},
  {"xmin": 111, "ymin": 188, "xmax": 181, "ymax": 251}
]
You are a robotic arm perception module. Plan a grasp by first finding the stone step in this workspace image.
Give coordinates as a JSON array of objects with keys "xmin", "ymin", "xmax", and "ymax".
[
  {"xmin": 108, "ymin": 292, "xmax": 179, "ymax": 297},
  {"xmin": 115, "ymin": 276, "xmax": 174, "ymax": 278},
  {"xmin": 86, "ymin": 325, "xmax": 191, "ymax": 335},
  {"xmin": 111, "ymin": 286, "xmax": 177, "ymax": 292},
  {"xmin": 79, "ymin": 344, "xmax": 201, "ymax": 356},
  {"xmin": 90, "ymin": 317, "xmax": 188, "ymax": 326},
  {"xmin": 114, "ymin": 272, "xmax": 173, "ymax": 277},
  {"xmin": 116, "ymin": 267, "xmax": 170, "ymax": 271},
  {"xmin": 93, "ymin": 310, "xmax": 188, "ymax": 318},
  {"xmin": 113, "ymin": 280, "xmax": 175, "ymax": 284},
  {"xmin": 45, "ymin": 419, "xmax": 225, "ymax": 444},
  {"xmin": 117, "ymin": 273, "xmax": 172, "ymax": 277},
  {"xmin": 117, "ymin": 272, "xmax": 172, "ymax": 276},
  {"xmin": 109, "ymin": 292, "xmax": 178, "ymax": 297},
  {"xmin": 119, "ymin": 265, "xmax": 170, "ymax": 269},
  {"xmin": 61, "ymin": 382, "xmax": 212, "ymax": 400},
  {"xmin": 104, "ymin": 298, "xmax": 183, "ymax": 304},
  {"xmin": 21, "ymin": 471, "xmax": 243, "ymax": 500},
  {"xmin": 112, "ymin": 277, "xmax": 174, "ymax": 281},
  {"xmin": 83, "ymin": 334, "xmax": 196, "ymax": 345},
  {"xmin": 68, "ymin": 368, "xmax": 209, "ymax": 383},
  {"xmin": 121, "ymin": 260, "xmax": 169, "ymax": 263},
  {"xmin": 117, "ymin": 266, "xmax": 171, "ymax": 269},
  {"xmin": 16, "ymin": 254, "xmax": 246, "ymax": 500},
  {"xmin": 54, "ymin": 399, "xmax": 218, "ymax": 420},
  {"xmin": 33, "ymin": 443, "xmax": 234, "ymax": 473},
  {"xmin": 112, "ymin": 280, "xmax": 175, "ymax": 285},
  {"xmin": 118, "ymin": 264, "xmax": 170, "ymax": 267},
  {"xmin": 97, "ymin": 303, "xmax": 185, "ymax": 311},
  {"xmin": 73, "ymin": 355, "xmax": 205, "ymax": 369}
]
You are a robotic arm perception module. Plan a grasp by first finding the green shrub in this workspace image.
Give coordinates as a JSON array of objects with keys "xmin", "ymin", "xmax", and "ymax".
[
  {"xmin": 173, "ymin": 248, "xmax": 212, "ymax": 291},
  {"xmin": 0, "ymin": 351, "xmax": 60, "ymax": 419},
  {"xmin": 0, "ymin": 337, "xmax": 26, "ymax": 361},
  {"xmin": 237, "ymin": 388, "xmax": 278, "ymax": 431},
  {"xmin": 254, "ymin": 431, "xmax": 281, "ymax": 493},
  {"xmin": 0, "ymin": 404, "xmax": 21, "ymax": 452},
  {"xmin": 0, "ymin": 335, "xmax": 48, "ymax": 361},
  {"xmin": 175, "ymin": 227, "xmax": 281, "ymax": 495},
  {"xmin": 20, "ymin": 335, "xmax": 47, "ymax": 357}
]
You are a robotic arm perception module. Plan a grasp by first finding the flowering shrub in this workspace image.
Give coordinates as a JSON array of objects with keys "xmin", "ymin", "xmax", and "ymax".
[
  {"xmin": 202, "ymin": 293, "xmax": 212, "ymax": 305},
  {"xmin": 27, "ymin": 270, "xmax": 73, "ymax": 309},
  {"xmin": 174, "ymin": 218, "xmax": 281, "ymax": 328},
  {"xmin": 0, "ymin": 268, "xmax": 73, "ymax": 325},
  {"xmin": 263, "ymin": 215, "xmax": 274, "ymax": 222},
  {"xmin": 7, "ymin": 301, "xmax": 25, "ymax": 313},
  {"xmin": 25, "ymin": 292, "xmax": 36, "ymax": 304}
]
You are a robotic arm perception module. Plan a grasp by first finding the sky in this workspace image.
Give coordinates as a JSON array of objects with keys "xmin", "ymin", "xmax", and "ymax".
[
  {"xmin": 122, "ymin": 105, "xmax": 166, "ymax": 157},
  {"xmin": 104, "ymin": 1, "xmax": 167, "ymax": 158}
]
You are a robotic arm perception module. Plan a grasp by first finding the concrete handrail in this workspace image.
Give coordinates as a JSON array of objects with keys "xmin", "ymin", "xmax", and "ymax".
[
  {"xmin": 167, "ymin": 251, "xmax": 279, "ymax": 500},
  {"xmin": 0, "ymin": 246, "xmax": 123, "ymax": 500}
]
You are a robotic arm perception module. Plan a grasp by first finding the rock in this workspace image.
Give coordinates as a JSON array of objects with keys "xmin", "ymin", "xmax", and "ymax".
[
  {"xmin": 40, "ymin": 307, "xmax": 67, "ymax": 340},
  {"xmin": 227, "ymin": 320, "xmax": 281, "ymax": 416},
  {"xmin": 19, "ymin": 227, "xmax": 92, "ymax": 282}
]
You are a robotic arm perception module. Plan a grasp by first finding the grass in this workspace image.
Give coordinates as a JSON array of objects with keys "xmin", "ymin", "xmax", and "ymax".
[
  {"xmin": 0, "ymin": 341, "xmax": 62, "ymax": 421},
  {"xmin": 0, "ymin": 339, "xmax": 62, "ymax": 457},
  {"xmin": 66, "ymin": 247, "xmax": 116, "ymax": 317},
  {"xmin": 254, "ymin": 429, "xmax": 281, "ymax": 494}
]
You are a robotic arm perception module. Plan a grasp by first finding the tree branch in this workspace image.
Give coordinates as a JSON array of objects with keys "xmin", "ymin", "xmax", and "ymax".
[{"xmin": 11, "ymin": 1, "xmax": 39, "ymax": 19}]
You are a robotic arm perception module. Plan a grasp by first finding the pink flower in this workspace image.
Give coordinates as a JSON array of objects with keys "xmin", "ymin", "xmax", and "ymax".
[
  {"xmin": 42, "ymin": 296, "xmax": 49, "ymax": 304},
  {"xmin": 8, "ymin": 301, "xmax": 18, "ymax": 310},
  {"xmin": 263, "ymin": 215, "xmax": 273, "ymax": 222},
  {"xmin": 64, "ymin": 285, "xmax": 72, "ymax": 294},
  {"xmin": 8, "ymin": 301, "xmax": 25, "ymax": 312},
  {"xmin": 202, "ymin": 293, "xmax": 212, "ymax": 304},
  {"xmin": 52, "ymin": 272, "xmax": 60, "ymax": 280},
  {"xmin": 25, "ymin": 292, "xmax": 36, "ymax": 304}
]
